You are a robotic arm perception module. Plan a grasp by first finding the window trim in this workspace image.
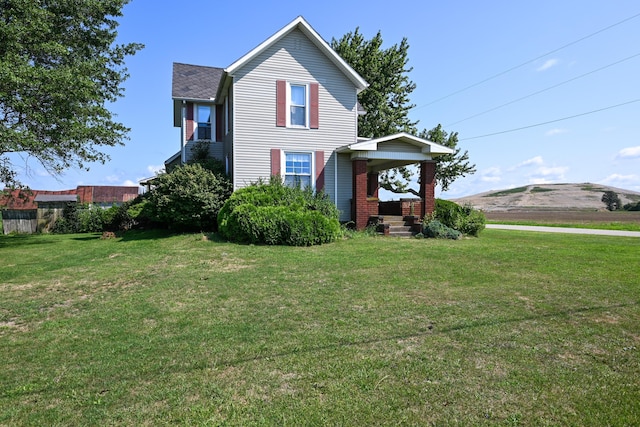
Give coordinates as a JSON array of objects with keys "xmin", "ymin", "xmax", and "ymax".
[
  {"xmin": 282, "ymin": 151, "xmax": 314, "ymax": 190},
  {"xmin": 195, "ymin": 103, "xmax": 214, "ymax": 141}
]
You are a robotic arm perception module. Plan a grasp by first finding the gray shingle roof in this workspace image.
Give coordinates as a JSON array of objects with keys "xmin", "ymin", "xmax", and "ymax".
[{"xmin": 172, "ymin": 62, "xmax": 224, "ymax": 100}]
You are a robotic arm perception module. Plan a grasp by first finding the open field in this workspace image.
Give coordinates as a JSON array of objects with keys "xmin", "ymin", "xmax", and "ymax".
[
  {"xmin": 1, "ymin": 230, "xmax": 639, "ymax": 425},
  {"xmin": 485, "ymin": 210, "xmax": 640, "ymax": 231},
  {"xmin": 453, "ymin": 183, "xmax": 640, "ymax": 212}
]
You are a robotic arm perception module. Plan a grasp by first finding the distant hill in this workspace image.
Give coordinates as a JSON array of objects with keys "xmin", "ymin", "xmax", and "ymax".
[{"xmin": 452, "ymin": 183, "xmax": 640, "ymax": 211}]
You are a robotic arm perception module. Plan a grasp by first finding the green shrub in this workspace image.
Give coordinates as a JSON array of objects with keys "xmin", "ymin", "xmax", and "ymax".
[
  {"xmin": 423, "ymin": 220, "xmax": 461, "ymax": 239},
  {"xmin": 77, "ymin": 205, "xmax": 105, "ymax": 232},
  {"xmin": 217, "ymin": 178, "xmax": 341, "ymax": 246},
  {"xmin": 623, "ymin": 201, "xmax": 640, "ymax": 211},
  {"xmin": 434, "ymin": 198, "xmax": 485, "ymax": 236},
  {"xmin": 51, "ymin": 203, "xmax": 80, "ymax": 233},
  {"xmin": 52, "ymin": 203, "xmax": 117, "ymax": 233},
  {"xmin": 145, "ymin": 163, "xmax": 232, "ymax": 231}
]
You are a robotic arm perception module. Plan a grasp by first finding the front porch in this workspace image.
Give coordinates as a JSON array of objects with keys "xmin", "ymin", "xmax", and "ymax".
[{"xmin": 338, "ymin": 132, "xmax": 454, "ymax": 230}]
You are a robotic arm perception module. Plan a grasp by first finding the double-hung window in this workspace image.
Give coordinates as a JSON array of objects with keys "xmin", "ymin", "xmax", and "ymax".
[
  {"xmin": 196, "ymin": 104, "xmax": 212, "ymax": 140},
  {"xmin": 284, "ymin": 152, "xmax": 312, "ymax": 189},
  {"xmin": 276, "ymin": 81, "xmax": 318, "ymax": 129},
  {"xmin": 289, "ymin": 84, "xmax": 307, "ymax": 127}
]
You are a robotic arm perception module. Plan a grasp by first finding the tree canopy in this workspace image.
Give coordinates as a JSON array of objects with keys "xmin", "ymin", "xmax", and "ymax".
[
  {"xmin": 601, "ymin": 190, "xmax": 621, "ymax": 211},
  {"xmin": 331, "ymin": 28, "xmax": 417, "ymax": 138},
  {"xmin": 332, "ymin": 28, "xmax": 475, "ymax": 195},
  {"xmin": 0, "ymin": 0, "xmax": 143, "ymax": 188}
]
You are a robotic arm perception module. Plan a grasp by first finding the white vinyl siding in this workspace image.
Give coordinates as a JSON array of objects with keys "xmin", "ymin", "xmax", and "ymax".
[{"xmin": 231, "ymin": 28, "xmax": 358, "ymax": 216}]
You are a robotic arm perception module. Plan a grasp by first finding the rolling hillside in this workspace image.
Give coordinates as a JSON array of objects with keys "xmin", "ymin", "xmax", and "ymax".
[{"xmin": 452, "ymin": 183, "xmax": 640, "ymax": 211}]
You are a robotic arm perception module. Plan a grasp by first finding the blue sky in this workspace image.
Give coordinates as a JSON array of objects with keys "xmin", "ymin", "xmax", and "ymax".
[{"xmin": 13, "ymin": 0, "xmax": 640, "ymax": 198}]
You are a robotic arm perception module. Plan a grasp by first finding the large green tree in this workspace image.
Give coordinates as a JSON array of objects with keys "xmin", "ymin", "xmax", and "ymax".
[
  {"xmin": 331, "ymin": 28, "xmax": 417, "ymax": 138},
  {"xmin": 0, "ymin": 0, "xmax": 142, "ymax": 188},
  {"xmin": 332, "ymin": 28, "xmax": 474, "ymax": 195}
]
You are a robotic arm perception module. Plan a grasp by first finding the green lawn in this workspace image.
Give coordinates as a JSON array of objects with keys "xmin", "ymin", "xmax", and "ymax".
[
  {"xmin": 486, "ymin": 220, "xmax": 640, "ymax": 232},
  {"xmin": 1, "ymin": 230, "xmax": 639, "ymax": 426}
]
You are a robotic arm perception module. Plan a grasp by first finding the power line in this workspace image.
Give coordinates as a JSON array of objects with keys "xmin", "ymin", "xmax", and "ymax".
[
  {"xmin": 446, "ymin": 52, "xmax": 640, "ymax": 127},
  {"xmin": 460, "ymin": 98, "xmax": 640, "ymax": 141},
  {"xmin": 414, "ymin": 11, "xmax": 640, "ymax": 110}
]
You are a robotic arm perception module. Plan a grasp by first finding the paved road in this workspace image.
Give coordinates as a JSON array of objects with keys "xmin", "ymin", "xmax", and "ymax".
[{"xmin": 486, "ymin": 224, "xmax": 640, "ymax": 238}]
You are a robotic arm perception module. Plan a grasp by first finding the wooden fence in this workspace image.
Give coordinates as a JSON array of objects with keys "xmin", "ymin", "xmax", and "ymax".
[{"xmin": 2, "ymin": 209, "xmax": 37, "ymax": 234}]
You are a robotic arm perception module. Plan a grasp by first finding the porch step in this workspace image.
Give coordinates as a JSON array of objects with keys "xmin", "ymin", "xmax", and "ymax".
[{"xmin": 380, "ymin": 215, "xmax": 422, "ymax": 237}]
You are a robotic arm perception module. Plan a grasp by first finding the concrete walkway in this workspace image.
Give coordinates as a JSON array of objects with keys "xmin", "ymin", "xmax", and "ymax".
[{"xmin": 486, "ymin": 224, "xmax": 640, "ymax": 237}]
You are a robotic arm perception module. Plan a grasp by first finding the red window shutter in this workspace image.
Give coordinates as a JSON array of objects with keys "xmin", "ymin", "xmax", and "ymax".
[
  {"xmin": 185, "ymin": 103, "xmax": 194, "ymax": 141},
  {"xmin": 310, "ymin": 83, "xmax": 319, "ymax": 129},
  {"xmin": 315, "ymin": 150, "xmax": 324, "ymax": 191},
  {"xmin": 276, "ymin": 80, "xmax": 286, "ymax": 127},
  {"xmin": 215, "ymin": 104, "xmax": 224, "ymax": 141},
  {"xmin": 271, "ymin": 149, "xmax": 281, "ymax": 176}
]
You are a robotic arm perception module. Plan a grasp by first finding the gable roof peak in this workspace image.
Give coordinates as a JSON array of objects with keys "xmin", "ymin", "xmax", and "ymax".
[{"xmin": 225, "ymin": 16, "xmax": 368, "ymax": 91}]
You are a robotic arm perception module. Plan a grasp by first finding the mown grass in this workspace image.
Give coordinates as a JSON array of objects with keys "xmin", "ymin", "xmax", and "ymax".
[{"xmin": 1, "ymin": 230, "xmax": 639, "ymax": 426}]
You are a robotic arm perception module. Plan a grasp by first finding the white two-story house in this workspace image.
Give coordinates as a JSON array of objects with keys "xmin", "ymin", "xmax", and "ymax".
[{"xmin": 167, "ymin": 16, "xmax": 453, "ymax": 229}]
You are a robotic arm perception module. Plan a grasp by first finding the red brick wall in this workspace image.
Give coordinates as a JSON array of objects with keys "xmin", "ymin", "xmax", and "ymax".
[
  {"xmin": 352, "ymin": 159, "xmax": 369, "ymax": 230},
  {"xmin": 186, "ymin": 102, "xmax": 194, "ymax": 141},
  {"xmin": 420, "ymin": 161, "xmax": 436, "ymax": 216},
  {"xmin": 401, "ymin": 200, "xmax": 423, "ymax": 217}
]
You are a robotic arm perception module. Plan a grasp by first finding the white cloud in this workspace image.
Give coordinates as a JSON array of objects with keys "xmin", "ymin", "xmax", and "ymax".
[
  {"xmin": 545, "ymin": 128, "xmax": 568, "ymax": 136},
  {"xmin": 616, "ymin": 146, "xmax": 640, "ymax": 159},
  {"xmin": 599, "ymin": 174, "xmax": 640, "ymax": 187},
  {"xmin": 508, "ymin": 156, "xmax": 543, "ymax": 171},
  {"xmin": 537, "ymin": 58, "xmax": 559, "ymax": 71},
  {"xmin": 122, "ymin": 179, "xmax": 137, "ymax": 187},
  {"xmin": 480, "ymin": 167, "xmax": 502, "ymax": 183},
  {"xmin": 520, "ymin": 156, "xmax": 544, "ymax": 167},
  {"xmin": 147, "ymin": 164, "xmax": 165, "ymax": 175},
  {"xmin": 536, "ymin": 166, "xmax": 568, "ymax": 177},
  {"xmin": 105, "ymin": 174, "xmax": 121, "ymax": 183},
  {"xmin": 526, "ymin": 167, "xmax": 567, "ymax": 184},
  {"xmin": 529, "ymin": 178, "xmax": 554, "ymax": 185}
]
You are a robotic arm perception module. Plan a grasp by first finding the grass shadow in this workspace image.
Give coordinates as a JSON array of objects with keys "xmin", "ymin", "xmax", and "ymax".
[
  {"xmin": 118, "ymin": 229, "xmax": 175, "ymax": 242},
  {"xmin": 0, "ymin": 234, "xmax": 56, "ymax": 248}
]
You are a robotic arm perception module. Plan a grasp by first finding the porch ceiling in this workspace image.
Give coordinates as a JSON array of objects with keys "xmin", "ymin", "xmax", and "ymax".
[{"xmin": 336, "ymin": 132, "xmax": 454, "ymax": 172}]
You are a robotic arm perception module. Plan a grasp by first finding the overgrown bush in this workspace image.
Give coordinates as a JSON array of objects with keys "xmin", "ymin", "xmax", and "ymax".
[
  {"xmin": 145, "ymin": 163, "xmax": 232, "ymax": 231},
  {"xmin": 218, "ymin": 178, "xmax": 341, "ymax": 246},
  {"xmin": 433, "ymin": 198, "xmax": 485, "ymax": 236},
  {"xmin": 423, "ymin": 220, "xmax": 461, "ymax": 239},
  {"xmin": 51, "ymin": 203, "xmax": 119, "ymax": 233}
]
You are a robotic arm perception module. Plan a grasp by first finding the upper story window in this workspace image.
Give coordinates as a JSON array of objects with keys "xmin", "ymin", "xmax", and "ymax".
[
  {"xmin": 289, "ymin": 84, "xmax": 307, "ymax": 127},
  {"xmin": 196, "ymin": 104, "xmax": 212, "ymax": 140},
  {"xmin": 276, "ymin": 80, "xmax": 319, "ymax": 129}
]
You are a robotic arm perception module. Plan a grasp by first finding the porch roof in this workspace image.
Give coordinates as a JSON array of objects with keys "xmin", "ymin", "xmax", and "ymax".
[{"xmin": 336, "ymin": 132, "xmax": 454, "ymax": 172}]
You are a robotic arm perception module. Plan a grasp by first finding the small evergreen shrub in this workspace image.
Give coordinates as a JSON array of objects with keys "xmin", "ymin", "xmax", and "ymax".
[
  {"xmin": 217, "ymin": 178, "xmax": 341, "ymax": 246},
  {"xmin": 51, "ymin": 203, "xmax": 80, "ymax": 233},
  {"xmin": 423, "ymin": 220, "xmax": 461, "ymax": 240}
]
